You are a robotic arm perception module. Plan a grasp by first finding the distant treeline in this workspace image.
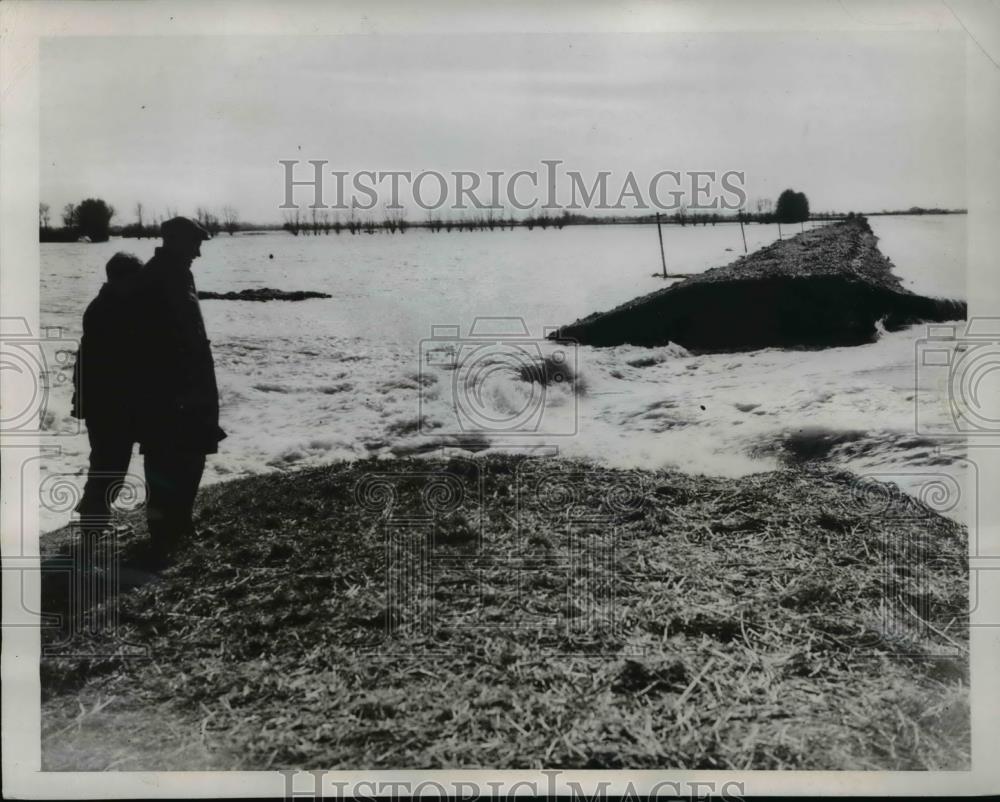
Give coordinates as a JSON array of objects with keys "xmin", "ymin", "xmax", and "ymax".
[
  {"xmin": 39, "ymin": 194, "xmax": 967, "ymax": 243},
  {"xmin": 39, "ymin": 200, "xmax": 242, "ymax": 242},
  {"xmin": 231, "ymin": 202, "xmax": 969, "ymax": 237},
  {"xmin": 280, "ymin": 208, "xmax": 607, "ymax": 235},
  {"xmin": 39, "ymin": 199, "xmax": 116, "ymax": 243},
  {"xmin": 870, "ymin": 206, "xmax": 965, "ymax": 216},
  {"xmin": 117, "ymin": 206, "xmax": 241, "ymax": 239},
  {"xmin": 278, "ymin": 207, "xmax": 838, "ymax": 236}
]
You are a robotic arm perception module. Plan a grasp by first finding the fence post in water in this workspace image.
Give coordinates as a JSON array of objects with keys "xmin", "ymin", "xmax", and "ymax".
[
  {"xmin": 778, "ymin": 221, "xmax": 782, "ymax": 240},
  {"xmin": 738, "ymin": 210, "xmax": 748, "ymax": 254},
  {"xmin": 656, "ymin": 212, "xmax": 667, "ymax": 278}
]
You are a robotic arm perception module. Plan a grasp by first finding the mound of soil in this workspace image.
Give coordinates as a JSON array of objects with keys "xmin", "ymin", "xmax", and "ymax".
[{"xmin": 552, "ymin": 217, "xmax": 965, "ymax": 351}]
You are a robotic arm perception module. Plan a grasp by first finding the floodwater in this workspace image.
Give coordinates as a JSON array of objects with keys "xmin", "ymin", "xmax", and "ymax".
[{"xmin": 36, "ymin": 215, "xmax": 970, "ymax": 529}]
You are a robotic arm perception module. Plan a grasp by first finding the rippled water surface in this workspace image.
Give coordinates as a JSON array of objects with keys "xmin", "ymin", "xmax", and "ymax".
[{"xmin": 38, "ymin": 215, "xmax": 968, "ymax": 528}]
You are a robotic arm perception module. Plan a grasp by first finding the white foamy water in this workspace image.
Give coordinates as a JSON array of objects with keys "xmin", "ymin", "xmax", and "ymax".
[{"xmin": 37, "ymin": 216, "xmax": 968, "ymax": 530}]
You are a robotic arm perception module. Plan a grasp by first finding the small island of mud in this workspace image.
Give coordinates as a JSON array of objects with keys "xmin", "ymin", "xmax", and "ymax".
[{"xmin": 198, "ymin": 288, "xmax": 332, "ymax": 302}]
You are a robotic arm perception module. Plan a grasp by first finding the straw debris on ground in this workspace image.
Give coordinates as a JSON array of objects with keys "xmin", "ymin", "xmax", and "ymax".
[{"xmin": 40, "ymin": 454, "xmax": 969, "ymax": 770}]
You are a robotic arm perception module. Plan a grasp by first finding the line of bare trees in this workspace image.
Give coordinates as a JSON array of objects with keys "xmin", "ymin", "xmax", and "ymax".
[
  {"xmin": 117, "ymin": 204, "xmax": 242, "ymax": 238},
  {"xmin": 282, "ymin": 208, "xmax": 415, "ymax": 236},
  {"xmin": 280, "ymin": 207, "xmax": 603, "ymax": 236},
  {"xmin": 277, "ymin": 204, "xmax": 816, "ymax": 236},
  {"xmin": 38, "ymin": 191, "xmax": 871, "ymax": 245}
]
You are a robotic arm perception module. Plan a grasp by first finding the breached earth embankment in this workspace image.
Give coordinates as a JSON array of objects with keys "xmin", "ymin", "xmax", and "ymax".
[
  {"xmin": 552, "ymin": 216, "xmax": 966, "ymax": 351},
  {"xmin": 41, "ymin": 455, "xmax": 968, "ymax": 770}
]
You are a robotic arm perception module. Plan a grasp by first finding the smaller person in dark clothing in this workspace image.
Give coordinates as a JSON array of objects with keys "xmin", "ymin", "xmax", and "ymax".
[{"xmin": 71, "ymin": 252, "xmax": 144, "ymax": 531}]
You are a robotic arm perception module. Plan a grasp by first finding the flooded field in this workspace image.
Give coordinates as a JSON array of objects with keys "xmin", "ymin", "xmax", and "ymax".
[{"xmin": 38, "ymin": 215, "xmax": 968, "ymax": 528}]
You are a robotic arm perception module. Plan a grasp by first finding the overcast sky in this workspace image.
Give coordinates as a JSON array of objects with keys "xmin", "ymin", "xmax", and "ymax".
[{"xmin": 41, "ymin": 31, "xmax": 965, "ymax": 224}]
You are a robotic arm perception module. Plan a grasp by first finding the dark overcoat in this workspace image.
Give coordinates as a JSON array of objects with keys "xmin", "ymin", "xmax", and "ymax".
[{"xmin": 133, "ymin": 247, "xmax": 225, "ymax": 454}]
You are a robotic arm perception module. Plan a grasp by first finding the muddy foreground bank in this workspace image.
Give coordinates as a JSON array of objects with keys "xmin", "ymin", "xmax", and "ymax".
[{"xmin": 41, "ymin": 454, "xmax": 968, "ymax": 770}]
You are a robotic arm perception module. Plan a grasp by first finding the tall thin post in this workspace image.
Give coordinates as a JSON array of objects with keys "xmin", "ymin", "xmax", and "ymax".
[
  {"xmin": 778, "ymin": 221, "xmax": 782, "ymax": 240},
  {"xmin": 656, "ymin": 212, "xmax": 667, "ymax": 278},
  {"xmin": 738, "ymin": 210, "xmax": 748, "ymax": 254}
]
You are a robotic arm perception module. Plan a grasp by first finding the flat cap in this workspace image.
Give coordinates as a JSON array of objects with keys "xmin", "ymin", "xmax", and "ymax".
[{"xmin": 161, "ymin": 216, "xmax": 210, "ymax": 242}]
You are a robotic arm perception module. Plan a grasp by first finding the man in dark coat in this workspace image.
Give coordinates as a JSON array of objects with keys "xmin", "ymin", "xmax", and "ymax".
[
  {"xmin": 71, "ymin": 252, "xmax": 144, "ymax": 530},
  {"xmin": 134, "ymin": 216, "xmax": 225, "ymax": 567}
]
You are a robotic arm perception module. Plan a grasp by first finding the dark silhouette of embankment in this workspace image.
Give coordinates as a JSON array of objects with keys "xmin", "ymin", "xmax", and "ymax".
[
  {"xmin": 197, "ymin": 288, "xmax": 331, "ymax": 301},
  {"xmin": 552, "ymin": 216, "xmax": 965, "ymax": 351}
]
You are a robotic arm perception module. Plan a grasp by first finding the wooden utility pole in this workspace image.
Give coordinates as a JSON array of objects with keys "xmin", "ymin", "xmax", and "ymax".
[{"xmin": 656, "ymin": 212, "xmax": 667, "ymax": 277}]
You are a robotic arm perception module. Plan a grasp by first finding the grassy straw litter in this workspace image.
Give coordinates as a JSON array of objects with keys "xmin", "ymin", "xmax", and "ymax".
[{"xmin": 40, "ymin": 454, "xmax": 969, "ymax": 770}]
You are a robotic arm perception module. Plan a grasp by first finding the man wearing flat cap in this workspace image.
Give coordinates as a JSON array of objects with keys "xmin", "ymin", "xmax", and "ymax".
[{"xmin": 134, "ymin": 216, "xmax": 225, "ymax": 568}]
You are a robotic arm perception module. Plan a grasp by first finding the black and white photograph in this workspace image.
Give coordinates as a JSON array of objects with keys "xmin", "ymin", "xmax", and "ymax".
[{"xmin": 2, "ymin": 1, "xmax": 1000, "ymax": 797}]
